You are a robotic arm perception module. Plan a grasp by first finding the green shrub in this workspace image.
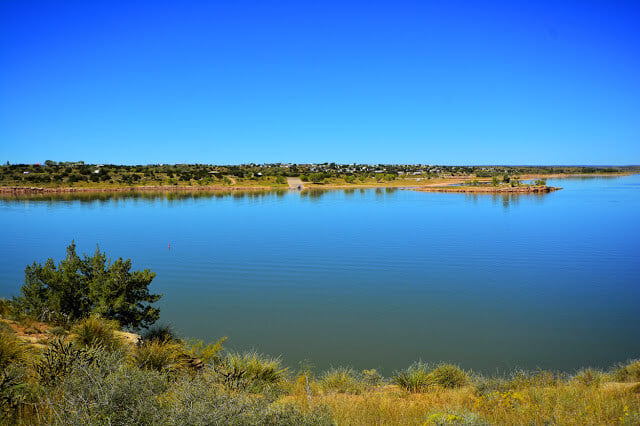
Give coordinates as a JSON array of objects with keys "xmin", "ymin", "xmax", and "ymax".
[
  {"xmin": 44, "ymin": 363, "xmax": 168, "ymax": 425},
  {"xmin": 35, "ymin": 337, "xmax": 102, "ymax": 387},
  {"xmin": 71, "ymin": 315, "xmax": 122, "ymax": 350},
  {"xmin": 393, "ymin": 362, "xmax": 432, "ymax": 392},
  {"xmin": 0, "ymin": 364, "xmax": 32, "ymax": 423},
  {"xmin": 613, "ymin": 359, "xmax": 640, "ymax": 382},
  {"xmin": 427, "ymin": 363, "xmax": 468, "ymax": 389},
  {"xmin": 153, "ymin": 368, "xmax": 331, "ymax": 425}
]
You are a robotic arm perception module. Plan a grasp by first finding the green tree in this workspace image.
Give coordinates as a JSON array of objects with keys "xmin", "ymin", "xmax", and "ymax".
[
  {"xmin": 309, "ymin": 173, "xmax": 324, "ymax": 183},
  {"xmin": 15, "ymin": 242, "xmax": 160, "ymax": 329}
]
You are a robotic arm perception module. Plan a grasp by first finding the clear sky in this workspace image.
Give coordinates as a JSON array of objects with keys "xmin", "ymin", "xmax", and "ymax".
[{"xmin": 1, "ymin": 0, "xmax": 639, "ymax": 165}]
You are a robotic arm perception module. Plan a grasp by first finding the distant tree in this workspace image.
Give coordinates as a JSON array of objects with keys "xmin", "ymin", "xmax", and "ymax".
[
  {"xmin": 15, "ymin": 242, "xmax": 161, "ymax": 329},
  {"xmin": 492, "ymin": 176, "xmax": 499, "ymax": 186},
  {"xmin": 502, "ymin": 173, "xmax": 510, "ymax": 183},
  {"xmin": 310, "ymin": 173, "xmax": 324, "ymax": 183}
]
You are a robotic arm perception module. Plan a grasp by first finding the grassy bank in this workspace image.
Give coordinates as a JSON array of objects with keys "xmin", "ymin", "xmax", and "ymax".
[{"xmin": 1, "ymin": 303, "xmax": 638, "ymax": 425}]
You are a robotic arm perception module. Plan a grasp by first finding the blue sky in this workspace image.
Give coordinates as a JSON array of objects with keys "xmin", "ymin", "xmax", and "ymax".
[{"xmin": 1, "ymin": 0, "xmax": 639, "ymax": 165}]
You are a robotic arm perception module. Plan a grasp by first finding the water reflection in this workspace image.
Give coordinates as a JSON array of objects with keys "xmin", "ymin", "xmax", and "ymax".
[{"xmin": 0, "ymin": 189, "xmax": 285, "ymax": 204}]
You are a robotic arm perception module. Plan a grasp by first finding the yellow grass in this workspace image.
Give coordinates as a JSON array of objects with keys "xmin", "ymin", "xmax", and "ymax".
[{"xmin": 283, "ymin": 381, "xmax": 640, "ymax": 425}]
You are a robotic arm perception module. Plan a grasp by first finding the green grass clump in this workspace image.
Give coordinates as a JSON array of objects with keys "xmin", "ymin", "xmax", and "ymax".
[
  {"xmin": 393, "ymin": 362, "xmax": 468, "ymax": 392},
  {"xmin": 131, "ymin": 340, "xmax": 185, "ymax": 372},
  {"xmin": 320, "ymin": 367, "xmax": 366, "ymax": 394},
  {"xmin": 392, "ymin": 362, "xmax": 432, "ymax": 392},
  {"xmin": 71, "ymin": 315, "xmax": 122, "ymax": 350},
  {"xmin": 216, "ymin": 351, "xmax": 289, "ymax": 392}
]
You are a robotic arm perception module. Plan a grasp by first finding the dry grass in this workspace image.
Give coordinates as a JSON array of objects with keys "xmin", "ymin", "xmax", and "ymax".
[{"xmin": 283, "ymin": 370, "xmax": 640, "ymax": 425}]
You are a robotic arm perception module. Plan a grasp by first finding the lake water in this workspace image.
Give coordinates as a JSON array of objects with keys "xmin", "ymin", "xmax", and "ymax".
[{"xmin": 1, "ymin": 175, "xmax": 639, "ymax": 374}]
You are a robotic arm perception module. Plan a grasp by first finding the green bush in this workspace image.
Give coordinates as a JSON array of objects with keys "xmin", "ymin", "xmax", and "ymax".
[
  {"xmin": 45, "ymin": 363, "xmax": 168, "ymax": 425},
  {"xmin": 15, "ymin": 242, "xmax": 160, "ymax": 328},
  {"xmin": 0, "ymin": 364, "xmax": 33, "ymax": 423},
  {"xmin": 427, "ymin": 363, "xmax": 468, "ymax": 389},
  {"xmin": 160, "ymin": 370, "xmax": 332, "ymax": 425},
  {"xmin": 35, "ymin": 337, "xmax": 102, "ymax": 387}
]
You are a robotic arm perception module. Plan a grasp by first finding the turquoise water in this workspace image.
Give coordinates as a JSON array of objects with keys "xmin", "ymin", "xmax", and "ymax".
[{"xmin": 1, "ymin": 176, "xmax": 639, "ymax": 374}]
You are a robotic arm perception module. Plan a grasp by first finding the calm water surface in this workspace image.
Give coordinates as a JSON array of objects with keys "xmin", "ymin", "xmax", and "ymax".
[{"xmin": 1, "ymin": 176, "xmax": 639, "ymax": 374}]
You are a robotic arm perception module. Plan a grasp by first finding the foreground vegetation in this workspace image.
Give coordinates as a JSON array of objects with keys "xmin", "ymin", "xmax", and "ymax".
[
  {"xmin": 1, "ymin": 246, "xmax": 638, "ymax": 424},
  {"xmin": 1, "ymin": 310, "xmax": 638, "ymax": 425},
  {"xmin": 1, "ymin": 161, "xmax": 637, "ymax": 190}
]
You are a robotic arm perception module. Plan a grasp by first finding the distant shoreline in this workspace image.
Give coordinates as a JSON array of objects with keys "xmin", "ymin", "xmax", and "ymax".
[{"xmin": 0, "ymin": 172, "xmax": 632, "ymax": 195}]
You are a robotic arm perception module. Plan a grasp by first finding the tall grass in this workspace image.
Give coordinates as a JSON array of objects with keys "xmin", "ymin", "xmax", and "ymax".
[
  {"xmin": 0, "ymin": 328, "xmax": 32, "ymax": 370},
  {"xmin": 393, "ymin": 362, "xmax": 468, "ymax": 392},
  {"xmin": 71, "ymin": 315, "xmax": 123, "ymax": 350},
  {"xmin": 613, "ymin": 359, "xmax": 640, "ymax": 382},
  {"xmin": 131, "ymin": 340, "xmax": 185, "ymax": 372},
  {"xmin": 319, "ymin": 367, "xmax": 364, "ymax": 394},
  {"xmin": 216, "ymin": 351, "xmax": 290, "ymax": 392}
]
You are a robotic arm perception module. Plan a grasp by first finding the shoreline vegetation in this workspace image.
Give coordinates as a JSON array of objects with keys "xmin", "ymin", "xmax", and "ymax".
[
  {"xmin": 1, "ymin": 244, "xmax": 639, "ymax": 424},
  {"xmin": 1, "ymin": 161, "xmax": 637, "ymax": 196}
]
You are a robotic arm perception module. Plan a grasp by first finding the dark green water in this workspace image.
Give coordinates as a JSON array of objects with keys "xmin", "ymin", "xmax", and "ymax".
[{"xmin": 1, "ymin": 176, "xmax": 639, "ymax": 374}]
